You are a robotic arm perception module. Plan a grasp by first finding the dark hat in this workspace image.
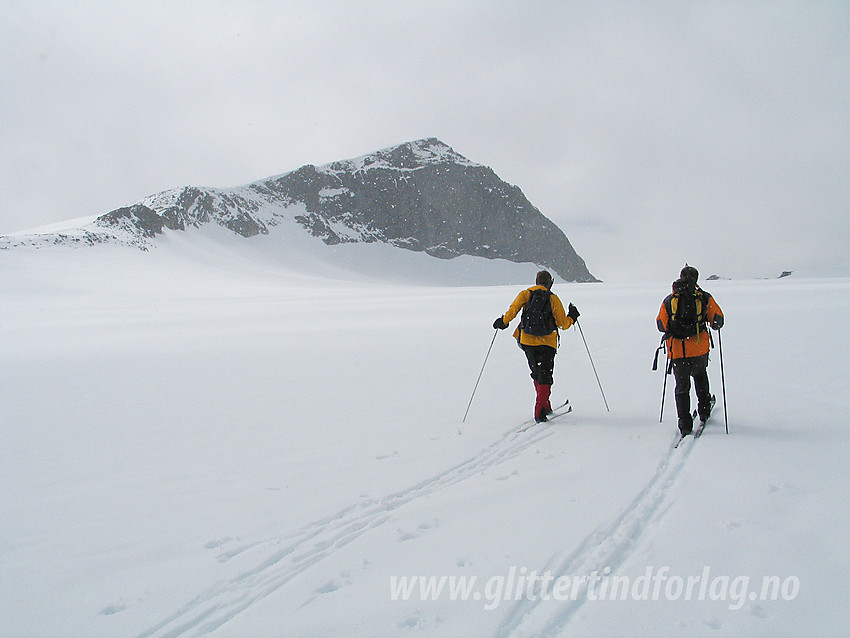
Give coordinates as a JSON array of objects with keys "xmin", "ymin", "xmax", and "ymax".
[{"xmin": 680, "ymin": 265, "xmax": 699, "ymax": 282}]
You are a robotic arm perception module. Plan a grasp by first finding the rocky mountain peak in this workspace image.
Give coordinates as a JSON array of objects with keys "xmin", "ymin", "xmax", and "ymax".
[
  {"xmin": 1, "ymin": 139, "xmax": 597, "ymax": 282},
  {"xmin": 319, "ymin": 138, "xmax": 478, "ymax": 174}
]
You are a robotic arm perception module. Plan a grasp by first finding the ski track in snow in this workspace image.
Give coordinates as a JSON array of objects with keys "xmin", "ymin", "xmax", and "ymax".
[
  {"xmin": 137, "ymin": 418, "xmax": 556, "ymax": 638},
  {"xmin": 495, "ymin": 429, "xmax": 699, "ymax": 638}
]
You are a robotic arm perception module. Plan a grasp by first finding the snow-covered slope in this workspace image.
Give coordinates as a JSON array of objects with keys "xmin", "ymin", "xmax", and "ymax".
[
  {"xmin": 1, "ymin": 244, "xmax": 846, "ymax": 637},
  {"xmin": 0, "ymin": 139, "xmax": 596, "ymax": 283}
]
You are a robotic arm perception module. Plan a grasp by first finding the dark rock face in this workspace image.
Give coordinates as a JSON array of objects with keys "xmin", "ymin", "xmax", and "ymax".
[
  {"xmin": 247, "ymin": 138, "xmax": 596, "ymax": 281},
  {"xmin": 100, "ymin": 188, "xmax": 270, "ymax": 238},
  {"xmin": 98, "ymin": 204, "xmax": 169, "ymax": 238},
  {"xmin": 5, "ymin": 138, "xmax": 596, "ymax": 281}
]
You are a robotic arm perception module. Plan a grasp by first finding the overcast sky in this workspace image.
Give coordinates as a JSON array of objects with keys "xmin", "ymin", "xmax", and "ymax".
[{"xmin": 2, "ymin": 0, "xmax": 848, "ymax": 280}]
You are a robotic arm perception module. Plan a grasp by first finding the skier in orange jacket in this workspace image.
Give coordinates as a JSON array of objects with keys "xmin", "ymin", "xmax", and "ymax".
[
  {"xmin": 494, "ymin": 270, "xmax": 579, "ymax": 422},
  {"xmin": 656, "ymin": 265, "xmax": 724, "ymax": 435}
]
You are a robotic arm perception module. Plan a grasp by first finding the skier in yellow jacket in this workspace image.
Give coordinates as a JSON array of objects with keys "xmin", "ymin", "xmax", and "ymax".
[{"xmin": 493, "ymin": 270, "xmax": 580, "ymax": 422}]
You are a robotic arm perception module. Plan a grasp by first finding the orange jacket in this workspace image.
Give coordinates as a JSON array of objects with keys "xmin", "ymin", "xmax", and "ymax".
[
  {"xmin": 500, "ymin": 285, "xmax": 575, "ymax": 351},
  {"xmin": 656, "ymin": 288, "xmax": 723, "ymax": 359}
]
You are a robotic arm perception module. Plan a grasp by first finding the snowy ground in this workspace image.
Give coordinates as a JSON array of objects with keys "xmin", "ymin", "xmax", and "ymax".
[{"xmin": 1, "ymin": 234, "xmax": 848, "ymax": 637}]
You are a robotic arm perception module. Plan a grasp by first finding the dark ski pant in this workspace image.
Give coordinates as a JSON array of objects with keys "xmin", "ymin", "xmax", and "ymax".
[
  {"xmin": 521, "ymin": 344, "xmax": 556, "ymax": 386},
  {"xmin": 672, "ymin": 353, "xmax": 711, "ymax": 433},
  {"xmin": 522, "ymin": 344, "xmax": 556, "ymax": 420}
]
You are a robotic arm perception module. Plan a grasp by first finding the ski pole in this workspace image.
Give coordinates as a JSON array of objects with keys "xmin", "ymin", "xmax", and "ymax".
[
  {"xmin": 462, "ymin": 329, "xmax": 498, "ymax": 422},
  {"xmin": 575, "ymin": 319, "xmax": 610, "ymax": 412},
  {"xmin": 660, "ymin": 358, "xmax": 671, "ymax": 422},
  {"xmin": 655, "ymin": 335, "xmax": 669, "ymax": 422},
  {"xmin": 652, "ymin": 335, "xmax": 667, "ymax": 423},
  {"xmin": 718, "ymin": 329, "xmax": 729, "ymax": 434}
]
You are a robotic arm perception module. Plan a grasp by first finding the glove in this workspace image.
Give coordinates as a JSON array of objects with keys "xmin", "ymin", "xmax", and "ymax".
[
  {"xmin": 712, "ymin": 315, "xmax": 724, "ymax": 330},
  {"xmin": 568, "ymin": 303, "xmax": 580, "ymax": 321},
  {"xmin": 493, "ymin": 316, "xmax": 508, "ymax": 330}
]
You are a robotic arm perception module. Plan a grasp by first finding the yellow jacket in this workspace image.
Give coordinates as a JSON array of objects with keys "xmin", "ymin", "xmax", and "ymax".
[{"xmin": 501, "ymin": 285, "xmax": 575, "ymax": 350}]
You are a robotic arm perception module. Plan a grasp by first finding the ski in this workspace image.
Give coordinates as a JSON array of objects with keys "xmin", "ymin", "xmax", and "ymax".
[
  {"xmin": 547, "ymin": 404, "xmax": 573, "ymax": 422},
  {"xmin": 674, "ymin": 395, "xmax": 716, "ymax": 447},
  {"xmin": 693, "ymin": 395, "xmax": 716, "ymax": 439},
  {"xmin": 517, "ymin": 400, "xmax": 570, "ymax": 432}
]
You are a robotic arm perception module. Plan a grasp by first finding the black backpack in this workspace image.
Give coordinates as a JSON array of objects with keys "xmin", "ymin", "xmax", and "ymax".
[
  {"xmin": 521, "ymin": 288, "xmax": 556, "ymax": 336},
  {"xmin": 667, "ymin": 277, "xmax": 706, "ymax": 339}
]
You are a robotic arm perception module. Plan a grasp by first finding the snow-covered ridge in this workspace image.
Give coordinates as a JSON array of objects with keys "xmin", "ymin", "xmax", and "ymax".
[
  {"xmin": 0, "ymin": 215, "xmax": 157, "ymax": 250},
  {"xmin": 4, "ymin": 215, "xmax": 102, "ymax": 237}
]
